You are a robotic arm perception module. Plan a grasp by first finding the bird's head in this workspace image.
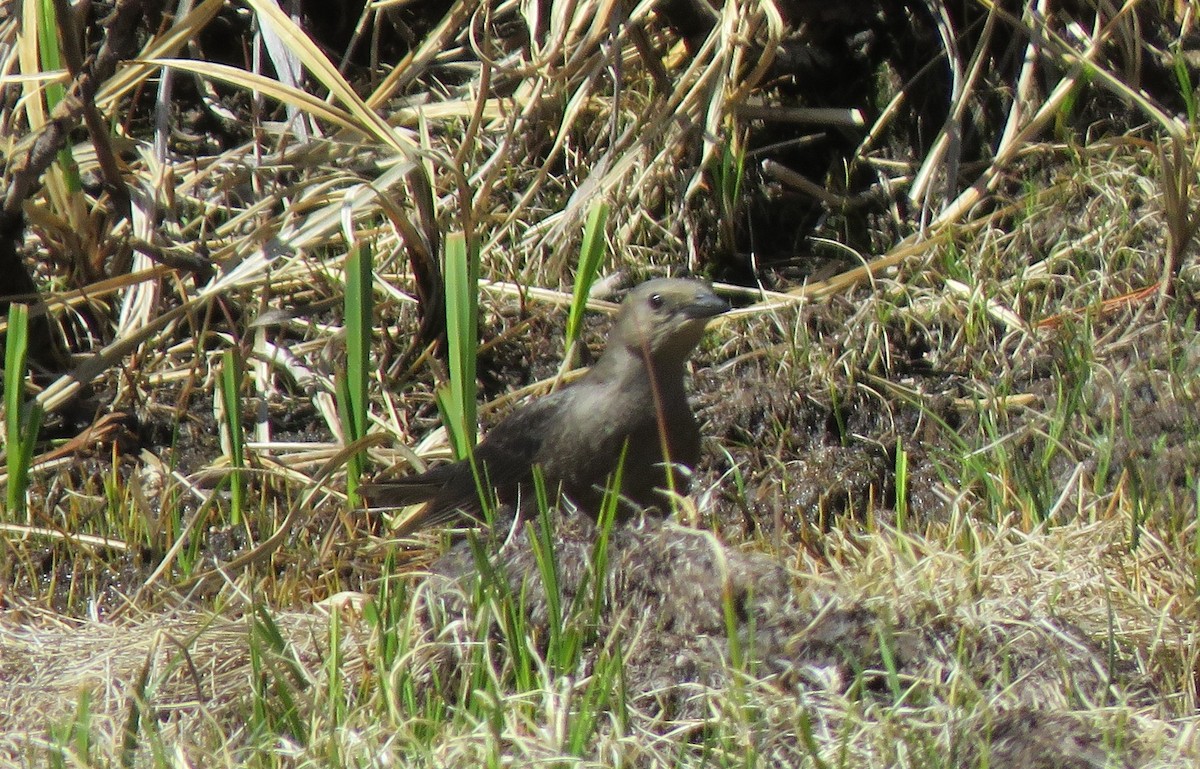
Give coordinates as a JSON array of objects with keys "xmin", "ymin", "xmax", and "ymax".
[{"xmin": 613, "ymin": 278, "xmax": 729, "ymax": 365}]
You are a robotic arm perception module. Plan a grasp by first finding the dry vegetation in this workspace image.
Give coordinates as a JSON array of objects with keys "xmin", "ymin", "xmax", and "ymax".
[{"xmin": 3, "ymin": 0, "xmax": 1200, "ymax": 766}]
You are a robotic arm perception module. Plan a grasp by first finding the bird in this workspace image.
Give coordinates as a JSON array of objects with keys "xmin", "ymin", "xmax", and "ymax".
[{"xmin": 359, "ymin": 278, "xmax": 729, "ymax": 536}]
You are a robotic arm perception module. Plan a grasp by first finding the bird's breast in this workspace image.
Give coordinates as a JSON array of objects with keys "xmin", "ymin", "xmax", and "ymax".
[{"xmin": 534, "ymin": 374, "xmax": 699, "ymax": 509}]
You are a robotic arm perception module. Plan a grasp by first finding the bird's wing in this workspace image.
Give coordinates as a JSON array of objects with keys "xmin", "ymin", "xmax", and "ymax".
[
  {"xmin": 472, "ymin": 389, "xmax": 573, "ymax": 490},
  {"xmin": 360, "ymin": 389, "xmax": 577, "ymax": 535}
]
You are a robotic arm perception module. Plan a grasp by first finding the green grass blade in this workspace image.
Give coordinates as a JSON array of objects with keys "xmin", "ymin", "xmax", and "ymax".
[
  {"xmin": 439, "ymin": 232, "xmax": 479, "ymax": 458},
  {"xmin": 894, "ymin": 438, "xmax": 908, "ymax": 534},
  {"xmin": 5, "ymin": 304, "xmax": 34, "ymax": 515},
  {"xmin": 563, "ymin": 202, "xmax": 610, "ymax": 367},
  {"xmin": 528, "ymin": 468, "xmax": 565, "ymax": 668},
  {"xmin": 36, "ymin": 0, "xmax": 82, "ymax": 195},
  {"xmin": 342, "ymin": 241, "xmax": 373, "ymax": 497},
  {"xmin": 587, "ymin": 445, "xmax": 624, "ymax": 625},
  {"xmin": 219, "ymin": 349, "xmax": 245, "ymax": 525}
]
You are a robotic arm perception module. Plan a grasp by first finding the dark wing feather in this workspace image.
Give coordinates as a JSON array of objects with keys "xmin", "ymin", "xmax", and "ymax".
[
  {"xmin": 360, "ymin": 389, "xmax": 575, "ymax": 535},
  {"xmin": 469, "ymin": 390, "xmax": 574, "ymax": 497}
]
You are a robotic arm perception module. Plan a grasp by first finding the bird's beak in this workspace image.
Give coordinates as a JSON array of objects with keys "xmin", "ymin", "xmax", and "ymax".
[{"xmin": 683, "ymin": 291, "xmax": 730, "ymax": 320}]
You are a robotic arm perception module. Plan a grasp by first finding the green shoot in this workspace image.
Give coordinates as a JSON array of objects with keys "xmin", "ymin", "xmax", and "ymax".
[
  {"xmin": 720, "ymin": 563, "xmax": 745, "ymax": 674},
  {"xmin": 248, "ymin": 604, "xmax": 306, "ymax": 742},
  {"xmin": 5, "ymin": 304, "xmax": 42, "ymax": 517},
  {"xmin": 219, "ymin": 349, "xmax": 245, "ymax": 526},
  {"xmin": 528, "ymin": 469, "xmax": 568, "ymax": 670},
  {"xmin": 876, "ymin": 624, "xmax": 903, "ymax": 704},
  {"xmin": 566, "ymin": 642, "xmax": 625, "ymax": 756},
  {"xmin": 587, "ymin": 447, "xmax": 623, "ymax": 624},
  {"xmin": 1172, "ymin": 46, "xmax": 1198, "ymax": 127},
  {"xmin": 325, "ymin": 606, "xmax": 346, "ymax": 726},
  {"xmin": 438, "ymin": 232, "xmax": 480, "ymax": 459},
  {"xmin": 342, "ymin": 240, "xmax": 373, "ymax": 498},
  {"xmin": 894, "ymin": 438, "xmax": 908, "ymax": 534},
  {"xmin": 35, "ymin": 0, "xmax": 83, "ymax": 197},
  {"xmin": 714, "ymin": 134, "xmax": 746, "ymax": 254},
  {"xmin": 466, "ymin": 529, "xmax": 537, "ymax": 697},
  {"xmin": 562, "ymin": 202, "xmax": 610, "ymax": 370},
  {"xmin": 46, "ymin": 688, "xmax": 93, "ymax": 769}
]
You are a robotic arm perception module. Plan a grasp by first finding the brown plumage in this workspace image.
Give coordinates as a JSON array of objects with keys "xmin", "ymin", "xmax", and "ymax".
[{"xmin": 359, "ymin": 278, "xmax": 728, "ymax": 535}]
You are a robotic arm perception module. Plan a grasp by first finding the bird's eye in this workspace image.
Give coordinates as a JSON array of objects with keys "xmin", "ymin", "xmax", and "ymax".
[{"xmin": 648, "ymin": 293, "xmax": 664, "ymax": 310}]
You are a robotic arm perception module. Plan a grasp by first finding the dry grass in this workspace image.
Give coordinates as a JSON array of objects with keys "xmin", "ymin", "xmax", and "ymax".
[
  {"xmin": 3, "ymin": 516, "xmax": 1198, "ymax": 766},
  {"xmin": 4, "ymin": 0, "xmax": 1200, "ymax": 766}
]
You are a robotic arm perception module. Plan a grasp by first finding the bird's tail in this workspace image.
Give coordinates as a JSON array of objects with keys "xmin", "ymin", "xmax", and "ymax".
[
  {"xmin": 357, "ymin": 478, "xmax": 444, "ymax": 509},
  {"xmin": 358, "ymin": 477, "xmax": 484, "ymax": 537}
]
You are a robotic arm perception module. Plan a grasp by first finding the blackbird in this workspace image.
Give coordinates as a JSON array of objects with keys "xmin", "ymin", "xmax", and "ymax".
[{"xmin": 359, "ymin": 278, "xmax": 728, "ymax": 535}]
